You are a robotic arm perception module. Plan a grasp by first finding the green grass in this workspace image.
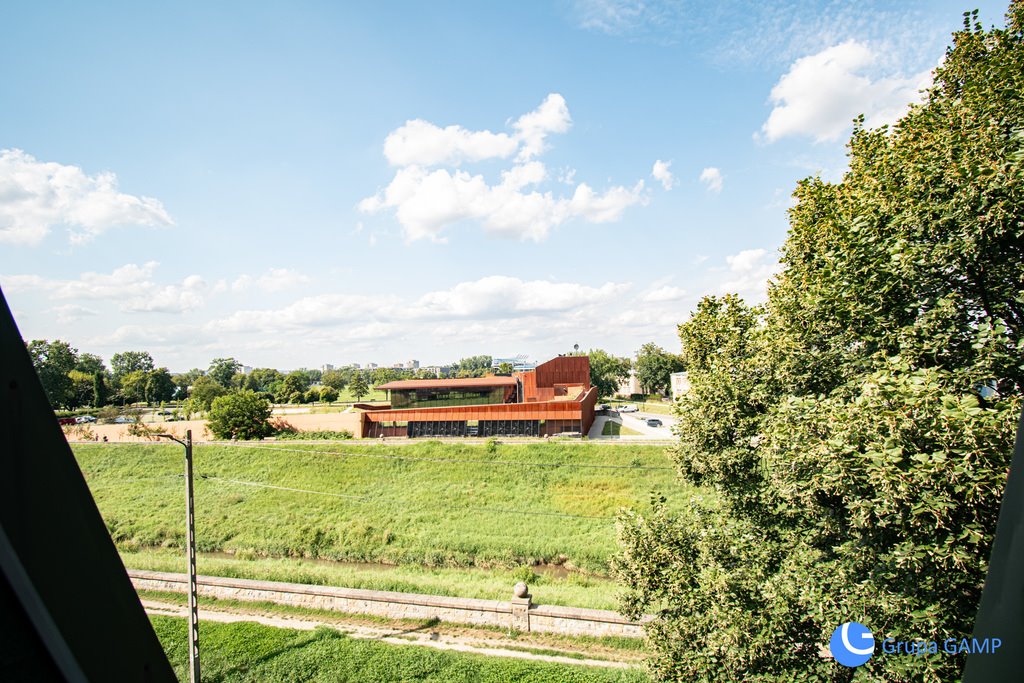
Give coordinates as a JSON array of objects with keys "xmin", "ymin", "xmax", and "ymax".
[
  {"xmin": 150, "ymin": 614, "xmax": 649, "ymax": 682},
  {"xmin": 123, "ymin": 547, "xmax": 624, "ymax": 610},
  {"xmin": 606, "ymin": 400, "xmax": 673, "ymax": 415},
  {"xmin": 600, "ymin": 421, "xmax": 642, "ymax": 437}
]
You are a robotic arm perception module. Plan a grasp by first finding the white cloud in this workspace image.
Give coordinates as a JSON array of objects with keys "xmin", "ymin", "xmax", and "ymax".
[
  {"xmin": 642, "ymin": 285, "xmax": 686, "ymax": 303},
  {"xmin": 0, "ymin": 149, "xmax": 173, "ymax": 246},
  {"xmin": 651, "ymin": 160, "xmax": 674, "ymax": 190},
  {"xmin": 759, "ymin": 40, "xmax": 931, "ymax": 143},
  {"xmin": 1, "ymin": 262, "xmax": 206, "ymax": 313},
  {"xmin": 718, "ymin": 248, "xmax": 780, "ymax": 303},
  {"xmin": 361, "ymin": 94, "xmax": 649, "ymax": 242},
  {"xmin": 699, "ymin": 167, "xmax": 723, "ymax": 193},
  {"xmin": 413, "ymin": 276, "xmax": 628, "ymax": 319},
  {"xmin": 232, "ymin": 268, "xmax": 311, "ymax": 293},
  {"xmin": 51, "ymin": 304, "xmax": 99, "ymax": 323},
  {"xmin": 213, "ymin": 293, "xmax": 395, "ymax": 333}
]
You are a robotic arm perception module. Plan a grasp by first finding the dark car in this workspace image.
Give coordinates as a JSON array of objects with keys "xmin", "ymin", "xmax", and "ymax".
[{"xmin": 646, "ymin": 418, "xmax": 663, "ymax": 427}]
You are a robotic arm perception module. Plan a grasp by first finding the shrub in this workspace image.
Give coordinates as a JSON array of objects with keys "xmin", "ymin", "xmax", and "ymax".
[{"xmin": 207, "ymin": 391, "xmax": 274, "ymax": 440}]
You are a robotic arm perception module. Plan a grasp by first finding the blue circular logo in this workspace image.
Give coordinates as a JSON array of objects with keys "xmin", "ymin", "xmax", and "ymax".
[{"xmin": 830, "ymin": 621, "xmax": 875, "ymax": 667}]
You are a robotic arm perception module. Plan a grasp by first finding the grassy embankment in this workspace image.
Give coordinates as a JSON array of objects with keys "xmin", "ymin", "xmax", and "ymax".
[
  {"xmin": 600, "ymin": 422, "xmax": 642, "ymax": 437},
  {"xmin": 605, "ymin": 399, "xmax": 673, "ymax": 415},
  {"xmin": 151, "ymin": 615, "xmax": 649, "ymax": 682},
  {"xmin": 75, "ymin": 441, "xmax": 703, "ymax": 609}
]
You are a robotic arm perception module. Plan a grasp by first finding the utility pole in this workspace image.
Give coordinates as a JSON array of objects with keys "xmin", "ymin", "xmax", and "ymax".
[{"xmin": 157, "ymin": 429, "xmax": 200, "ymax": 683}]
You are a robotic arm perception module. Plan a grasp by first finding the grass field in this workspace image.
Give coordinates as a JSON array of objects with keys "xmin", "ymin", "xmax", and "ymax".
[
  {"xmin": 600, "ymin": 421, "xmax": 642, "ymax": 437},
  {"xmin": 151, "ymin": 614, "xmax": 649, "ymax": 682},
  {"xmin": 606, "ymin": 400, "xmax": 674, "ymax": 415},
  {"xmin": 75, "ymin": 441, "xmax": 703, "ymax": 606}
]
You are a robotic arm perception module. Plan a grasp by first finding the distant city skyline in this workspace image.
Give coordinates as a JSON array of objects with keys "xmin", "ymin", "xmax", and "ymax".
[{"xmin": 0, "ymin": 0, "xmax": 1010, "ymax": 369}]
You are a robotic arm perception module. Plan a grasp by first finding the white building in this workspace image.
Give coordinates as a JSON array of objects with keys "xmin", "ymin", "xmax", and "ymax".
[
  {"xmin": 405, "ymin": 359, "xmax": 420, "ymax": 369},
  {"xmin": 671, "ymin": 372, "xmax": 690, "ymax": 399},
  {"xmin": 321, "ymin": 364, "xmax": 334, "ymax": 373}
]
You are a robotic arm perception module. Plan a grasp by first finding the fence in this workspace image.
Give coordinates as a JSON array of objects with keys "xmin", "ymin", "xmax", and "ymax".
[{"xmin": 129, "ymin": 570, "xmax": 647, "ymax": 638}]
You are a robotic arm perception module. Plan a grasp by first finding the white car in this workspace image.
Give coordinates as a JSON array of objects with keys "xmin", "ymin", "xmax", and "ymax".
[
  {"xmin": 113, "ymin": 416, "xmax": 135, "ymax": 424},
  {"xmin": 618, "ymin": 404, "xmax": 639, "ymax": 413},
  {"xmin": 75, "ymin": 415, "xmax": 97, "ymax": 424}
]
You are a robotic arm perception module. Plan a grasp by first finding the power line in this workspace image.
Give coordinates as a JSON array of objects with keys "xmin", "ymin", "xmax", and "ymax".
[
  {"xmin": 201, "ymin": 475, "xmax": 369, "ymax": 501},
  {"xmin": 208, "ymin": 441, "xmax": 676, "ymax": 472}
]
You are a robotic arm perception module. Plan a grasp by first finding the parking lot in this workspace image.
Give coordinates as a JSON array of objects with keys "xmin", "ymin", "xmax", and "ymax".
[{"xmin": 588, "ymin": 408, "xmax": 677, "ymax": 440}]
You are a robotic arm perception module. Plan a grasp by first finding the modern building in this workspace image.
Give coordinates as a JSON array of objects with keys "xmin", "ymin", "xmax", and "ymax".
[
  {"xmin": 405, "ymin": 359, "xmax": 420, "ymax": 370},
  {"xmin": 321, "ymin": 363, "xmax": 334, "ymax": 373},
  {"xmin": 359, "ymin": 355, "xmax": 597, "ymax": 438}
]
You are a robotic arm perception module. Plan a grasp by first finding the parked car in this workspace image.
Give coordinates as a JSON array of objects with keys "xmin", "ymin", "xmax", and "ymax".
[
  {"xmin": 618, "ymin": 405, "xmax": 639, "ymax": 413},
  {"xmin": 165, "ymin": 415, "xmax": 180, "ymax": 421},
  {"xmin": 595, "ymin": 403, "xmax": 609, "ymax": 412},
  {"xmin": 75, "ymin": 415, "xmax": 97, "ymax": 424},
  {"xmin": 156, "ymin": 409, "xmax": 173, "ymax": 415},
  {"xmin": 57, "ymin": 417, "xmax": 77, "ymax": 426},
  {"xmin": 646, "ymin": 418, "xmax": 663, "ymax": 427},
  {"xmin": 113, "ymin": 416, "xmax": 134, "ymax": 424}
]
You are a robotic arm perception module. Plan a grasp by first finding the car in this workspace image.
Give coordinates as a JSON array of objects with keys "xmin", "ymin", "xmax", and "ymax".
[
  {"xmin": 618, "ymin": 405, "xmax": 639, "ymax": 413},
  {"xmin": 156, "ymin": 409, "xmax": 173, "ymax": 415},
  {"xmin": 75, "ymin": 415, "xmax": 97, "ymax": 424},
  {"xmin": 646, "ymin": 418, "xmax": 663, "ymax": 427},
  {"xmin": 165, "ymin": 415, "xmax": 180, "ymax": 421},
  {"xmin": 114, "ymin": 416, "xmax": 135, "ymax": 424},
  {"xmin": 595, "ymin": 403, "xmax": 609, "ymax": 412}
]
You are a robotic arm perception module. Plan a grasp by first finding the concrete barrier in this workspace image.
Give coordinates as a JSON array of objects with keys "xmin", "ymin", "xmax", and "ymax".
[{"xmin": 129, "ymin": 569, "xmax": 646, "ymax": 638}]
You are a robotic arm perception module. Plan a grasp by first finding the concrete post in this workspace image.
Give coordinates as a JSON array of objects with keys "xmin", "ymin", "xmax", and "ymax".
[{"xmin": 511, "ymin": 582, "xmax": 532, "ymax": 632}]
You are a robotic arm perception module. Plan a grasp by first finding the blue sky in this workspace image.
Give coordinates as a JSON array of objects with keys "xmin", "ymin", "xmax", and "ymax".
[{"xmin": 0, "ymin": 0, "xmax": 1010, "ymax": 371}]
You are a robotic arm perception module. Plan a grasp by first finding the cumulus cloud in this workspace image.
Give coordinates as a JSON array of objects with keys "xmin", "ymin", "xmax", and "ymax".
[
  {"xmin": 699, "ymin": 167, "xmax": 723, "ymax": 193},
  {"xmin": 361, "ymin": 94, "xmax": 650, "ymax": 242},
  {"xmin": 759, "ymin": 40, "xmax": 931, "ymax": 143},
  {"xmin": 232, "ymin": 268, "xmax": 311, "ymax": 293},
  {"xmin": 51, "ymin": 304, "xmax": 99, "ymax": 323},
  {"xmin": 0, "ymin": 149, "xmax": 173, "ymax": 246},
  {"xmin": 651, "ymin": 160, "xmax": 675, "ymax": 190},
  {"xmin": 413, "ymin": 276, "xmax": 628, "ymax": 319},
  {"xmin": 1, "ymin": 262, "xmax": 207, "ymax": 313},
  {"xmin": 642, "ymin": 285, "xmax": 687, "ymax": 302},
  {"xmin": 718, "ymin": 248, "xmax": 780, "ymax": 302}
]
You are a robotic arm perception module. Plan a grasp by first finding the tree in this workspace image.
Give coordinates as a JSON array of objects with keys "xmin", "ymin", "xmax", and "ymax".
[
  {"xmin": 587, "ymin": 349, "xmax": 632, "ymax": 398},
  {"xmin": 110, "ymin": 351, "xmax": 154, "ymax": 380},
  {"xmin": 243, "ymin": 367, "xmax": 283, "ymax": 393},
  {"xmin": 93, "ymin": 370, "xmax": 108, "ymax": 407},
  {"xmin": 207, "ymin": 357, "xmax": 242, "ymax": 387},
  {"xmin": 304, "ymin": 387, "xmax": 320, "ymax": 404},
  {"xmin": 26, "ymin": 339, "xmax": 78, "ymax": 408},
  {"xmin": 633, "ymin": 343, "xmax": 684, "ymax": 396},
  {"xmin": 189, "ymin": 375, "xmax": 229, "ymax": 411},
  {"xmin": 496, "ymin": 362, "xmax": 514, "ymax": 376},
  {"xmin": 350, "ymin": 374, "xmax": 369, "ymax": 402},
  {"xmin": 118, "ymin": 370, "xmax": 149, "ymax": 405},
  {"xmin": 615, "ymin": 6, "xmax": 1024, "ymax": 681},
  {"xmin": 146, "ymin": 368, "xmax": 176, "ymax": 404},
  {"xmin": 74, "ymin": 352, "xmax": 106, "ymax": 376},
  {"xmin": 207, "ymin": 391, "xmax": 273, "ymax": 440},
  {"xmin": 455, "ymin": 355, "xmax": 492, "ymax": 377},
  {"xmin": 319, "ymin": 386, "xmax": 338, "ymax": 403},
  {"xmin": 320, "ymin": 369, "xmax": 347, "ymax": 391},
  {"xmin": 67, "ymin": 370, "xmax": 95, "ymax": 409},
  {"xmin": 283, "ymin": 371, "xmax": 309, "ymax": 397}
]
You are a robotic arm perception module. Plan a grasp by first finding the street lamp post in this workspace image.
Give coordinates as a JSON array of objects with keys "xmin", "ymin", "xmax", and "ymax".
[{"xmin": 156, "ymin": 429, "xmax": 200, "ymax": 683}]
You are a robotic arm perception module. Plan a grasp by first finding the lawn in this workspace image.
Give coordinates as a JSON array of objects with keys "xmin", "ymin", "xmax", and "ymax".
[
  {"xmin": 151, "ymin": 614, "xmax": 649, "ymax": 682},
  {"xmin": 75, "ymin": 441, "xmax": 704, "ymax": 605},
  {"xmin": 600, "ymin": 421, "xmax": 642, "ymax": 437}
]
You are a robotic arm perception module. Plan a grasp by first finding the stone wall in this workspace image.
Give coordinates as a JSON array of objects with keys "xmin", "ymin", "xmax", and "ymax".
[{"xmin": 129, "ymin": 570, "xmax": 646, "ymax": 638}]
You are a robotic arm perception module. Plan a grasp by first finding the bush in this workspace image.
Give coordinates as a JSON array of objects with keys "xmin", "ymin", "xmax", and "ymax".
[
  {"xmin": 274, "ymin": 430, "xmax": 353, "ymax": 440},
  {"xmin": 207, "ymin": 391, "xmax": 273, "ymax": 440}
]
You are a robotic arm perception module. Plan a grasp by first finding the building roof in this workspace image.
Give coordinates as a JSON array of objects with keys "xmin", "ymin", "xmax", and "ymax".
[{"xmin": 376, "ymin": 376, "xmax": 518, "ymax": 391}]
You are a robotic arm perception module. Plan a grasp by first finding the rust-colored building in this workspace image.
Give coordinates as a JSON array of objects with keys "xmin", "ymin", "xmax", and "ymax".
[{"xmin": 360, "ymin": 355, "xmax": 597, "ymax": 438}]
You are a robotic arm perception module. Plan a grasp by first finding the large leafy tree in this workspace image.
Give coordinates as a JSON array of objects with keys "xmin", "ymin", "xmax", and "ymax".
[
  {"xmin": 110, "ymin": 350, "xmax": 154, "ymax": 379},
  {"xmin": 26, "ymin": 339, "xmax": 78, "ymax": 408},
  {"xmin": 207, "ymin": 357, "xmax": 242, "ymax": 387},
  {"xmin": 207, "ymin": 390, "xmax": 273, "ymax": 440},
  {"xmin": 616, "ymin": 6, "xmax": 1024, "ymax": 682},
  {"xmin": 633, "ymin": 343, "xmax": 684, "ymax": 396},
  {"xmin": 587, "ymin": 348, "xmax": 632, "ymax": 399}
]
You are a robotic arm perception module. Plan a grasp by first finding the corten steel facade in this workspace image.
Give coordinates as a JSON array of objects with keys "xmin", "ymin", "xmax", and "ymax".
[{"xmin": 362, "ymin": 356, "xmax": 597, "ymax": 438}]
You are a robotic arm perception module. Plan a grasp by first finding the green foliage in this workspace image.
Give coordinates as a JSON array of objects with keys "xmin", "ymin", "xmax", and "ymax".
[
  {"xmin": 207, "ymin": 391, "xmax": 274, "ymax": 440},
  {"xmin": 633, "ymin": 343, "xmax": 684, "ymax": 397},
  {"xmin": 320, "ymin": 369, "xmax": 348, "ymax": 391},
  {"xmin": 319, "ymin": 386, "xmax": 339, "ymax": 403},
  {"xmin": 616, "ymin": 6, "xmax": 1024, "ymax": 681},
  {"xmin": 26, "ymin": 338, "xmax": 78, "ymax": 408},
  {"xmin": 110, "ymin": 350, "xmax": 154, "ymax": 379},
  {"xmin": 284, "ymin": 370, "xmax": 310, "ymax": 396},
  {"xmin": 74, "ymin": 352, "xmax": 106, "ymax": 376},
  {"xmin": 150, "ymin": 615, "xmax": 649, "ymax": 682},
  {"xmin": 588, "ymin": 349, "xmax": 632, "ymax": 399},
  {"xmin": 118, "ymin": 370, "xmax": 149, "ymax": 405},
  {"xmin": 92, "ymin": 370, "xmax": 108, "ymax": 407},
  {"xmin": 146, "ymin": 368, "xmax": 176, "ymax": 404},
  {"xmin": 208, "ymin": 357, "xmax": 243, "ymax": 387},
  {"xmin": 190, "ymin": 375, "xmax": 230, "ymax": 411},
  {"xmin": 273, "ymin": 429, "xmax": 353, "ymax": 440},
  {"xmin": 349, "ymin": 374, "xmax": 369, "ymax": 402}
]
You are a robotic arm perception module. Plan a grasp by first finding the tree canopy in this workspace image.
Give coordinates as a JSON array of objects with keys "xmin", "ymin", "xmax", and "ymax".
[{"xmin": 616, "ymin": 5, "xmax": 1024, "ymax": 681}]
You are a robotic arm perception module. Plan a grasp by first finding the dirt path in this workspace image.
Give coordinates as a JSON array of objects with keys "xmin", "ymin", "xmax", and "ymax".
[{"xmin": 142, "ymin": 600, "xmax": 639, "ymax": 670}]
